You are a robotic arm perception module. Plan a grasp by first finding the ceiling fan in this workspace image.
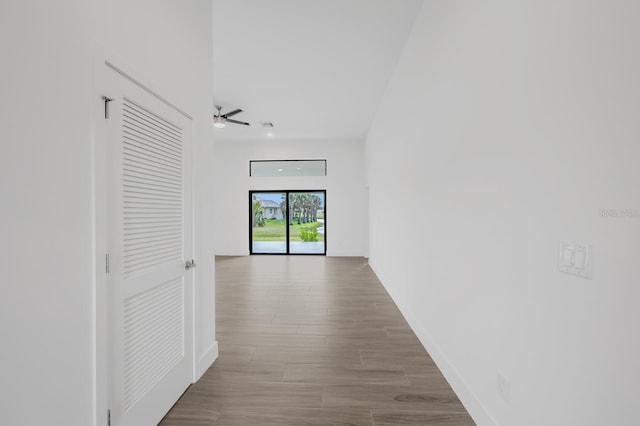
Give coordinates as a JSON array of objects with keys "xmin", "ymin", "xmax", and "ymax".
[{"xmin": 214, "ymin": 105, "xmax": 250, "ymax": 128}]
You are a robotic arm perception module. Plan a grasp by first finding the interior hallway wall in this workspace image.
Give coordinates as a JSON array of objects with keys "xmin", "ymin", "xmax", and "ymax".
[
  {"xmin": 0, "ymin": 1, "xmax": 215, "ymax": 425},
  {"xmin": 365, "ymin": 1, "xmax": 640, "ymax": 425},
  {"xmin": 213, "ymin": 138, "xmax": 365, "ymax": 257}
]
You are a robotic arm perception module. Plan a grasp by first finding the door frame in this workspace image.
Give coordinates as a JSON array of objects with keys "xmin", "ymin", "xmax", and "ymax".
[
  {"xmin": 93, "ymin": 48, "xmax": 201, "ymax": 426},
  {"xmin": 249, "ymin": 190, "xmax": 327, "ymax": 256}
]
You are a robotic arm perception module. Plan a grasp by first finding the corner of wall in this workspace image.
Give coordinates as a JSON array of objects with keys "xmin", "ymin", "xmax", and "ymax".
[
  {"xmin": 196, "ymin": 341, "xmax": 219, "ymax": 381},
  {"xmin": 367, "ymin": 261, "xmax": 496, "ymax": 426}
]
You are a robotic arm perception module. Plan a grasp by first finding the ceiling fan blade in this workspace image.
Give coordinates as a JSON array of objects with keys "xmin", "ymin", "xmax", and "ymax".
[
  {"xmin": 222, "ymin": 109, "xmax": 242, "ymax": 119},
  {"xmin": 226, "ymin": 119, "xmax": 251, "ymax": 126}
]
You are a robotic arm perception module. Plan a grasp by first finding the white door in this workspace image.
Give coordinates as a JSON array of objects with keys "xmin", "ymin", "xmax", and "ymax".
[{"xmin": 105, "ymin": 68, "xmax": 193, "ymax": 426}]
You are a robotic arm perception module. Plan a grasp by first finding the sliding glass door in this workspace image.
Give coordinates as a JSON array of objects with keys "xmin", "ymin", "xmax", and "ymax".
[
  {"xmin": 250, "ymin": 192, "xmax": 287, "ymax": 254},
  {"xmin": 288, "ymin": 191, "xmax": 325, "ymax": 254},
  {"xmin": 250, "ymin": 190, "xmax": 326, "ymax": 255}
]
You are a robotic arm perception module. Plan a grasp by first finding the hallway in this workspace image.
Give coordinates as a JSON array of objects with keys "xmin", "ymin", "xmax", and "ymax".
[{"xmin": 160, "ymin": 256, "xmax": 474, "ymax": 425}]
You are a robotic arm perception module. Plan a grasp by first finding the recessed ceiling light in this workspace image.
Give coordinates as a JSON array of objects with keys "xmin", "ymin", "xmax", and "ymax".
[
  {"xmin": 267, "ymin": 132, "xmax": 274, "ymax": 137},
  {"xmin": 277, "ymin": 168, "xmax": 284, "ymax": 172}
]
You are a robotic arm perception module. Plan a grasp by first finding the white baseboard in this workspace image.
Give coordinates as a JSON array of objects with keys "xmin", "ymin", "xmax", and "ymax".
[
  {"xmin": 400, "ymin": 307, "xmax": 497, "ymax": 426},
  {"xmin": 195, "ymin": 341, "xmax": 218, "ymax": 381},
  {"xmin": 368, "ymin": 260, "xmax": 497, "ymax": 426}
]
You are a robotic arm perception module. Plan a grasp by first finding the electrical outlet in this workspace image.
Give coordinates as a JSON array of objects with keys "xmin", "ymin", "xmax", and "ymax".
[{"xmin": 497, "ymin": 372, "xmax": 510, "ymax": 403}]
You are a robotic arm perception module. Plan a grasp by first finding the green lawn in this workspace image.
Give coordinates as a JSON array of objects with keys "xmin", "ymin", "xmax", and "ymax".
[{"xmin": 252, "ymin": 219, "xmax": 324, "ymax": 242}]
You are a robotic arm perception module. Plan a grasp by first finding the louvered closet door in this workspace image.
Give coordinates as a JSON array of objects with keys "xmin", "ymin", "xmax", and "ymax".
[{"xmin": 106, "ymin": 68, "xmax": 193, "ymax": 426}]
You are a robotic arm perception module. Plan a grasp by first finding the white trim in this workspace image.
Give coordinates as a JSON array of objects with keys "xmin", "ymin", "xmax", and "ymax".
[
  {"xmin": 196, "ymin": 342, "xmax": 219, "ymax": 380},
  {"xmin": 104, "ymin": 61, "xmax": 193, "ymax": 120},
  {"xmin": 93, "ymin": 45, "xmax": 109, "ymax": 426},
  {"xmin": 368, "ymin": 260, "xmax": 498, "ymax": 426},
  {"xmin": 189, "ymin": 116, "xmax": 198, "ymax": 384}
]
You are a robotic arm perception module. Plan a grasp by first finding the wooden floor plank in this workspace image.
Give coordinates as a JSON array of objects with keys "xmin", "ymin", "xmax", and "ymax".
[{"xmin": 159, "ymin": 256, "xmax": 475, "ymax": 426}]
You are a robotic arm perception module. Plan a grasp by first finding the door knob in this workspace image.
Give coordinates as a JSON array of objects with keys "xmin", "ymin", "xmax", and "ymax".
[{"xmin": 185, "ymin": 259, "xmax": 196, "ymax": 270}]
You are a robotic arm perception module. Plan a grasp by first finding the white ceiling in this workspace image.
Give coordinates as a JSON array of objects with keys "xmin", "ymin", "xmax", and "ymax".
[{"xmin": 213, "ymin": 0, "xmax": 424, "ymax": 141}]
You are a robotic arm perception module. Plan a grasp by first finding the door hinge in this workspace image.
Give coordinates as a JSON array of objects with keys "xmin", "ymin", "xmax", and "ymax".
[
  {"xmin": 106, "ymin": 253, "xmax": 110, "ymax": 274},
  {"xmin": 107, "ymin": 409, "xmax": 111, "ymax": 426},
  {"xmin": 102, "ymin": 96, "xmax": 114, "ymax": 119}
]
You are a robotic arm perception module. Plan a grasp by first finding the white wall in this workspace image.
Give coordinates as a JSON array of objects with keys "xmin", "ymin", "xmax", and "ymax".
[
  {"xmin": 214, "ymin": 138, "xmax": 365, "ymax": 257},
  {"xmin": 1, "ymin": 2, "xmax": 94, "ymax": 425},
  {"xmin": 366, "ymin": 1, "xmax": 640, "ymax": 426},
  {"xmin": 0, "ymin": 1, "xmax": 215, "ymax": 425}
]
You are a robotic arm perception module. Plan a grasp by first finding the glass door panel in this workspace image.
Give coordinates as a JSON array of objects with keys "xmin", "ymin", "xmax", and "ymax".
[
  {"xmin": 250, "ymin": 192, "xmax": 287, "ymax": 254},
  {"xmin": 250, "ymin": 190, "xmax": 326, "ymax": 255},
  {"xmin": 288, "ymin": 191, "xmax": 325, "ymax": 254}
]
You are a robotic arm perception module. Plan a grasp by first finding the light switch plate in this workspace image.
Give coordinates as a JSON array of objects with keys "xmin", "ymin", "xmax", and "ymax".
[{"xmin": 559, "ymin": 242, "xmax": 593, "ymax": 279}]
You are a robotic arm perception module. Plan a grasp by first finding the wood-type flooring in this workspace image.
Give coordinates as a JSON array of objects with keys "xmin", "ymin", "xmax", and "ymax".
[{"xmin": 159, "ymin": 255, "xmax": 475, "ymax": 426}]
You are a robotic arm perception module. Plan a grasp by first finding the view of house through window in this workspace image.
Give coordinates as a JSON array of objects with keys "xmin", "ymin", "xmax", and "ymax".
[{"xmin": 250, "ymin": 190, "xmax": 326, "ymax": 255}]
